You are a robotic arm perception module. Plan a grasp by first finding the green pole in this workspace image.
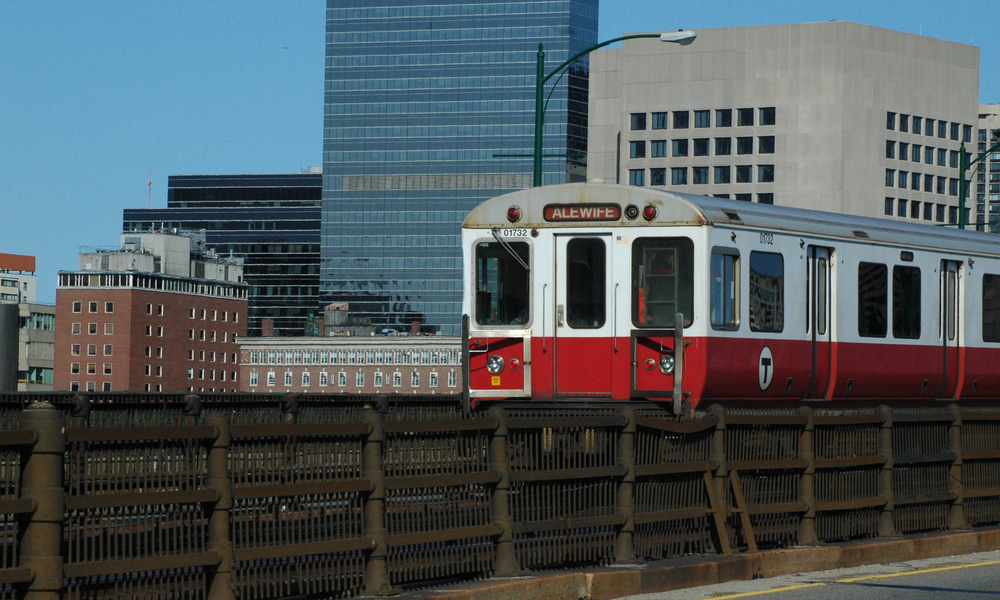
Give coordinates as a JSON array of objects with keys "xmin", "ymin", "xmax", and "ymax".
[{"xmin": 533, "ymin": 43, "xmax": 545, "ymax": 187}]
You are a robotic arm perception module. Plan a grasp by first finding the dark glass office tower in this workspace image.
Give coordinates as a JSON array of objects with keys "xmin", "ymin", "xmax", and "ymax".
[
  {"xmin": 322, "ymin": 0, "xmax": 598, "ymax": 334},
  {"xmin": 124, "ymin": 173, "xmax": 322, "ymax": 337}
]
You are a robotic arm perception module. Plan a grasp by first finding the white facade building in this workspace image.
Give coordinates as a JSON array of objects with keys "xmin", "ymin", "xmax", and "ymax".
[{"xmin": 588, "ymin": 22, "xmax": 980, "ymax": 223}]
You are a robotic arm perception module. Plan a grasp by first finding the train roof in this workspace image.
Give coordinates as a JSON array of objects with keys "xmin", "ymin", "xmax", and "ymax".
[{"xmin": 464, "ymin": 183, "xmax": 1000, "ymax": 257}]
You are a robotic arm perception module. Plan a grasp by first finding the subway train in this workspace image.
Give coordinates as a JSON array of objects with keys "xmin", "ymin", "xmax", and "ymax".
[{"xmin": 461, "ymin": 182, "xmax": 1000, "ymax": 412}]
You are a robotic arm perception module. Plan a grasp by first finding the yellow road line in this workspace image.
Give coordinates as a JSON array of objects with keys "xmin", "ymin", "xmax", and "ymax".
[
  {"xmin": 695, "ymin": 583, "xmax": 826, "ymax": 599},
  {"xmin": 836, "ymin": 558, "xmax": 1000, "ymax": 583}
]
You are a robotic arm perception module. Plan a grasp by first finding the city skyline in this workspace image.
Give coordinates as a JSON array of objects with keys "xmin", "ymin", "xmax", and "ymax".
[{"xmin": 3, "ymin": 0, "xmax": 999, "ymax": 304}]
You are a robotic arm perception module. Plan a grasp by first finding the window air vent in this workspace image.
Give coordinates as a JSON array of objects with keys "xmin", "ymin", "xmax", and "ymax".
[
  {"xmin": 852, "ymin": 230, "xmax": 870, "ymax": 239},
  {"xmin": 723, "ymin": 211, "xmax": 742, "ymax": 222}
]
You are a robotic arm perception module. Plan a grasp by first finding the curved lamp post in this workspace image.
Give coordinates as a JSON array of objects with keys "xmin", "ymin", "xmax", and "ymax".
[{"xmin": 532, "ymin": 31, "xmax": 696, "ymax": 187}]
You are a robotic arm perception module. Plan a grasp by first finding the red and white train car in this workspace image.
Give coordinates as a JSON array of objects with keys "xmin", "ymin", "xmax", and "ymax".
[{"xmin": 462, "ymin": 183, "xmax": 1000, "ymax": 411}]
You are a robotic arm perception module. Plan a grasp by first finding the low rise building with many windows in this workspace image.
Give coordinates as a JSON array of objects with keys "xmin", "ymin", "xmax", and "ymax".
[
  {"xmin": 54, "ymin": 231, "xmax": 247, "ymax": 392},
  {"xmin": 239, "ymin": 336, "xmax": 461, "ymax": 395},
  {"xmin": 975, "ymin": 104, "xmax": 1000, "ymax": 231}
]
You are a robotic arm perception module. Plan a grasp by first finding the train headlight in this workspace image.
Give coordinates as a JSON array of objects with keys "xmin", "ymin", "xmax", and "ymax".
[
  {"xmin": 659, "ymin": 354, "xmax": 675, "ymax": 375},
  {"xmin": 487, "ymin": 354, "xmax": 505, "ymax": 374}
]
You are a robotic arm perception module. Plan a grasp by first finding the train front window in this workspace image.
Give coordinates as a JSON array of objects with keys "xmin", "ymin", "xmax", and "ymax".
[
  {"xmin": 632, "ymin": 238, "xmax": 694, "ymax": 328},
  {"xmin": 475, "ymin": 241, "xmax": 530, "ymax": 327}
]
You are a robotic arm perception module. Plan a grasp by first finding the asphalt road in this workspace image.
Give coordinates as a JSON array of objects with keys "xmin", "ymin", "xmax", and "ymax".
[{"xmin": 615, "ymin": 549, "xmax": 1000, "ymax": 600}]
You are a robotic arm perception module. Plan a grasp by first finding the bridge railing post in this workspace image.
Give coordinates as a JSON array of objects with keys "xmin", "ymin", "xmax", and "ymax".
[
  {"xmin": 709, "ymin": 405, "xmax": 730, "ymax": 554},
  {"xmin": 361, "ymin": 407, "xmax": 392, "ymax": 594},
  {"xmin": 488, "ymin": 406, "xmax": 520, "ymax": 576},
  {"xmin": 878, "ymin": 405, "xmax": 898, "ymax": 537},
  {"xmin": 615, "ymin": 407, "xmax": 637, "ymax": 563},
  {"xmin": 797, "ymin": 406, "xmax": 817, "ymax": 544},
  {"xmin": 948, "ymin": 404, "xmax": 969, "ymax": 531},
  {"xmin": 19, "ymin": 402, "xmax": 65, "ymax": 600},
  {"xmin": 204, "ymin": 412, "xmax": 236, "ymax": 600}
]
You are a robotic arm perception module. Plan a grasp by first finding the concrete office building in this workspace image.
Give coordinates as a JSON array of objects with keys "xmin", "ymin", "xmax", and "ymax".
[
  {"xmin": 975, "ymin": 104, "xmax": 1000, "ymax": 231},
  {"xmin": 322, "ymin": 0, "xmax": 598, "ymax": 335},
  {"xmin": 588, "ymin": 22, "xmax": 980, "ymax": 223},
  {"xmin": 0, "ymin": 253, "xmax": 37, "ymax": 304},
  {"xmin": 54, "ymin": 231, "xmax": 247, "ymax": 392},
  {"xmin": 124, "ymin": 172, "xmax": 322, "ymax": 337}
]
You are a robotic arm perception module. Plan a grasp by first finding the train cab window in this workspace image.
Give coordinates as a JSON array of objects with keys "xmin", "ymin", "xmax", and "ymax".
[
  {"xmin": 892, "ymin": 266, "xmax": 921, "ymax": 339},
  {"xmin": 749, "ymin": 251, "xmax": 783, "ymax": 332},
  {"xmin": 566, "ymin": 238, "xmax": 606, "ymax": 328},
  {"xmin": 474, "ymin": 241, "xmax": 530, "ymax": 327},
  {"xmin": 632, "ymin": 238, "xmax": 694, "ymax": 328},
  {"xmin": 711, "ymin": 248, "xmax": 740, "ymax": 330},
  {"xmin": 858, "ymin": 262, "xmax": 888, "ymax": 338}
]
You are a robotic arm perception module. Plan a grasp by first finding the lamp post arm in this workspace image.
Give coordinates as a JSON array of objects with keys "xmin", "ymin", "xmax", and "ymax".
[{"xmin": 541, "ymin": 33, "xmax": 661, "ymax": 85}]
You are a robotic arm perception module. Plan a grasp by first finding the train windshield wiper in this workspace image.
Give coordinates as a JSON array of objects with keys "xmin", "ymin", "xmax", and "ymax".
[{"xmin": 491, "ymin": 228, "xmax": 530, "ymax": 273}]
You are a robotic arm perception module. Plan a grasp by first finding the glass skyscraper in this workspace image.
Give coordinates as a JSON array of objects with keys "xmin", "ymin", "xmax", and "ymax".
[{"xmin": 322, "ymin": 0, "xmax": 598, "ymax": 334}]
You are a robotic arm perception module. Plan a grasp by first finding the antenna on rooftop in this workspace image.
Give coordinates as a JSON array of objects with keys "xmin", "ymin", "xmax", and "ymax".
[{"xmin": 148, "ymin": 170, "xmax": 152, "ymax": 209}]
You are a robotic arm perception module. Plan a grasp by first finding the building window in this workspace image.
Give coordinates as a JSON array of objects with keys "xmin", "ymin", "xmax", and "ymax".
[
  {"xmin": 144, "ymin": 364, "xmax": 151, "ymax": 376},
  {"xmin": 430, "ymin": 372, "xmax": 439, "ymax": 388},
  {"xmin": 898, "ymin": 171, "xmax": 908, "ymax": 189},
  {"xmin": 736, "ymin": 137, "xmax": 753, "ymax": 154},
  {"xmin": 155, "ymin": 365, "xmax": 162, "ymax": 377},
  {"xmin": 886, "ymin": 112, "xmax": 896, "ymax": 130},
  {"xmin": 913, "ymin": 116, "xmax": 922, "ymax": 135},
  {"xmin": 88, "ymin": 323, "xmax": 97, "ymax": 335},
  {"xmin": 938, "ymin": 120, "xmax": 947, "ymax": 138},
  {"xmin": 758, "ymin": 136, "xmax": 775, "ymax": 154},
  {"xmin": 950, "ymin": 178, "xmax": 959, "ymax": 196},
  {"xmin": 411, "ymin": 372, "xmax": 420, "ymax": 387},
  {"xmin": 105, "ymin": 301, "xmax": 114, "ymax": 313},
  {"xmin": 711, "ymin": 249, "xmax": 740, "ymax": 329},
  {"xmin": 650, "ymin": 168, "xmax": 666, "ymax": 186},
  {"xmin": 72, "ymin": 301, "xmax": 81, "ymax": 313},
  {"xmin": 757, "ymin": 193, "xmax": 774, "ymax": 204},
  {"xmin": 899, "ymin": 114, "xmax": 909, "ymax": 132},
  {"xmin": 448, "ymin": 371, "xmax": 458, "ymax": 387},
  {"xmin": 157, "ymin": 326, "xmax": 163, "ymax": 337},
  {"xmin": 267, "ymin": 371, "xmax": 275, "ymax": 386},
  {"xmin": 950, "ymin": 122, "xmax": 959, "ymax": 141},
  {"xmin": 858, "ymin": 262, "xmax": 888, "ymax": 337},
  {"xmin": 284, "ymin": 371, "xmax": 292, "ymax": 386},
  {"xmin": 692, "ymin": 167, "xmax": 709, "ymax": 184},
  {"xmin": 104, "ymin": 323, "xmax": 113, "ymax": 335},
  {"xmin": 899, "ymin": 142, "xmax": 909, "ymax": 161},
  {"xmin": 950, "ymin": 150, "xmax": 959, "ymax": 168},
  {"xmin": 925, "ymin": 118, "xmax": 935, "ymax": 137},
  {"xmin": 672, "ymin": 139, "xmax": 688, "ymax": 157},
  {"xmin": 88, "ymin": 382, "xmax": 96, "ymax": 392},
  {"xmin": 738, "ymin": 108, "xmax": 754, "ymax": 126},
  {"xmin": 694, "ymin": 110, "xmax": 710, "ymax": 128},
  {"xmin": 249, "ymin": 371, "xmax": 258, "ymax": 386},
  {"xmin": 88, "ymin": 301, "xmax": 97, "ymax": 313},
  {"xmin": 146, "ymin": 303, "xmax": 154, "ymax": 315},
  {"xmin": 651, "ymin": 140, "xmax": 666, "ymax": 157},
  {"xmin": 651, "ymin": 112, "xmax": 668, "ymax": 129},
  {"xmin": 338, "ymin": 371, "xmax": 347, "ymax": 386},
  {"xmin": 71, "ymin": 363, "xmax": 80, "ymax": 375},
  {"xmin": 885, "ymin": 197, "xmax": 894, "ymax": 216},
  {"xmin": 302, "ymin": 372, "xmax": 310, "ymax": 387},
  {"xmin": 937, "ymin": 148, "xmax": 946, "ymax": 166},
  {"xmin": 715, "ymin": 138, "xmax": 731, "ymax": 155},
  {"xmin": 71, "ymin": 344, "xmax": 81, "ymax": 356},
  {"xmin": 923, "ymin": 202, "xmax": 933, "ymax": 220},
  {"xmin": 671, "ymin": 167, "xmax": 687, "ymax": 185},
  {"xmin": 937, "ymin": 176, "xmax": 946, "ymax": 195},
  {"xmin": 736, "ymin": 165, "xmax": 752, "ymax": 183},
  {"xmin": 911, "ymin": 144, "xmax": 921, "ymax": 163},
  {"xmin": 629, "ymin": 140, "xmax": 645, "ymax": 158},
  {"xmin": 87, "ymin": 344, "xmax": 96, "ymax": 356},
  {"xmin": 630, "ymin": 113, "xmax": 646, "ymax": 130},
  {"xmin": 886, "ymin": 140, "xmax": 895, "ymax": 159},
  {"xmin": 716, "ymin": 109, "xmax": 732, "ymax": 127},
  {"xmin": 911, "ymin": 200, "xmax": 920, "ymax": 219},
  {"xmin": 714, "ymin": 166, "xmax": 731, "ymax": 184},
  {"xmin": 923, "ymin": 173, "xmax": 934, "ymax": 192},
  {"xmin": 374, "ymin": 371, "xmax": 383, "ymax": 387},
  {"xmin": 885, "ymin": 169, "xmax": 895, "ymax": 187},
  {"xmin": 104, "ymin": 344, "xmax": 112, "ymax": 356},
  {"xmin": 693, "ymin": 138, "xmax": 709, "ymax": 156},
  {"xmin": 629, "ymin": 169, "xmax": 645, "ymax": 186},
  {"xmin": 758, "ymin": 165, "xmax": 775, "ymax": 183},
  {"xmin": 912, "ymin": 173, "xmax": 921, "ymax": 191},
  {"xmin": 964, "ymin": 125, "xmax": 973, "ymax": 143},
  {"xmin": 319, "ymin": 371, "xmax": 328, "ymax": 386},
  {"xmin": 72, "ymin": 323, "xmax": 81, "ymax": 335},
  {"xmin": 673, "ymin": 111, "xmax": 689, "ymax": 129},
  {"xmin": 393, "ymin": 371, "xmax": 402, "ymax": 387},
  {"xmin": 356, "ymin": 371, "xmax": 365, "ymax": 387},
  {"xmin": 897, "ymin": 198, "xmax": 908, "ymax": 217}
]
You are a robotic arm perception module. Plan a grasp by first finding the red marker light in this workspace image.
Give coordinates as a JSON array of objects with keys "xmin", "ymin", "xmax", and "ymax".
[
  {"xmin": 508, "ymin": 358, "xmax": 520, "ymax": 370},
  {"xmin": 507, "ymin": 206, "xmax": 522, "ymax": 223},
  {"xmin": 645, "ymin": 358, "xmax": 656, "ymax": 370},
  {"xmin": 642, "ymin": 205, "xmax": 657, "ymax": 221}
]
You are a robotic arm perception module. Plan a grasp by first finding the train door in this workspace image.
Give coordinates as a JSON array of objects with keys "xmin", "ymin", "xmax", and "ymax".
[
  {"xmin": 940, "ymin": 260, "xmax": 961, "ymax": 398},
  {"xmin": 554, "ymin": 234, "xmax": 614, "ymax": 396},
  {"xmin": 806, "ymin": 246, "xmax": 833, "ymax": 399}
]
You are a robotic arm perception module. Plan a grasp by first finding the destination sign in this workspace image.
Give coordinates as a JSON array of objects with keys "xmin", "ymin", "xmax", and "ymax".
[{"xmin": 542, "ymin": 203, "xmax": 621, "ymax": 222}]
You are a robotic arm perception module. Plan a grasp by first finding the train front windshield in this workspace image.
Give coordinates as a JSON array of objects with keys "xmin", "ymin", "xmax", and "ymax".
[{"xmin": 475, "ymin": 241, "xmax": 530, "ymax": 327}]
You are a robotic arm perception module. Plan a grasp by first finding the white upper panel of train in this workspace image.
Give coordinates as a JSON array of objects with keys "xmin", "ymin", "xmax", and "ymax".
[{"xmin": 464, "ymin": 183, "xmax": 1000, "ymax": 258}]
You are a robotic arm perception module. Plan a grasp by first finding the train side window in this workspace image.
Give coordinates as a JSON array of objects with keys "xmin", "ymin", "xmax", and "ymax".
[
  {"xmin": 632, "ymin": 238, "xmax": 694, "ymax": 328},
  {"xmin": 858, "ymin": 262, "xmax": 888, "ymax": 338},
  {"xmin": 983, "ymin": 274, "xmax": 1000, "ymax": 342},
  {"xmin": 474, "ymin": 241, "xmax": 530, "ymax": 327},
  {"xmin": 566, "ymin": 238, "xmax": 606, "ymax": 328},
  {"xmin": 711, "ymin": 248, "xmax": 740, "ymax": 330},
  {"xmin": 892, "ymin": 266, "xmax": 921, "ymax": 339},
  {"xmin": 749, "ymin": 251, "xmax": 783, "ymax": 332}
]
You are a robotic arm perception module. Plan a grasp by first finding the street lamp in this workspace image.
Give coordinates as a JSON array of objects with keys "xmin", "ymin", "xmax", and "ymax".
[
  {"xmin": 958, "ymin": 128, "xmax": 1000, "ymax": 230},
  {"xmin": 531, "ymin": 31, "xmax": 697, "ymax": 187}
]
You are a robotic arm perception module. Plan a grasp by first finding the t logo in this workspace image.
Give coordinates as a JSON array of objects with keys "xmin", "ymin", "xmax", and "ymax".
[{"xmin": 758, "ymin": 347, "xmax": 774, "ymax": 391}]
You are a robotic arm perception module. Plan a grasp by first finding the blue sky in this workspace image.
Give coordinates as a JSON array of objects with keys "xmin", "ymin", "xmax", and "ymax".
[{"xmin": 1, "ymin": 1, "xmax": 997, "ymax": 304}]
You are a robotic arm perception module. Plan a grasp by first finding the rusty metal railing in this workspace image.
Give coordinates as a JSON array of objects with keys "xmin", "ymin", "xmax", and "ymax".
[{"xmin": 2, "ymin": 392, "xmax": 1000, "ymax": 598}]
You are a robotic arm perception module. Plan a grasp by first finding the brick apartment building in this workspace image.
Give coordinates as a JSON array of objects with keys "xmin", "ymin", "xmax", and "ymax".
[{"xmin": 54, "ymin": 231, "xmax": 247, "ymax": 392}]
